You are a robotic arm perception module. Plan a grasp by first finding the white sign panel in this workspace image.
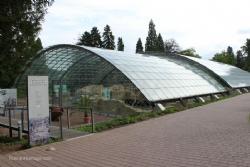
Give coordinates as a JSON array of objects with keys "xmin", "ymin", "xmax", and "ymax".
[
  {"xmin": 0, "ymin": 89, "xmax": 17, "ymax": 108},
  {"xmin": 28, "ymin": 76, "xmax": 49, "ymax": 146}
]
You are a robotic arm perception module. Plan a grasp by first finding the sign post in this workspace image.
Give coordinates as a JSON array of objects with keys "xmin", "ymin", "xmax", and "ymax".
[{"xmin": 28, "ymin": 76, "xmax": 49, "ymax": 146}]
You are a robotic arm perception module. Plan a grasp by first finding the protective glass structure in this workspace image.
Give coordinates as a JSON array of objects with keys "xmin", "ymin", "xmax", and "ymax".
[
  {"xmin": 15, "ymin": 44, "xmax": 231, "ymax": 104},
  {"xmin": 182, "ymin": 56, "xmax": 250, "ymax": 88},
  {"xmin": 85, "ymin": 46, "xmax": 226, "ymax": 101}
]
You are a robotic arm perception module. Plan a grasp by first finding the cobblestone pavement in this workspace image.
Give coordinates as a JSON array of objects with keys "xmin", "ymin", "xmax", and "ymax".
[{"xmin": 1, "ymin": 94, "xmax": 250, "ymax": 167}]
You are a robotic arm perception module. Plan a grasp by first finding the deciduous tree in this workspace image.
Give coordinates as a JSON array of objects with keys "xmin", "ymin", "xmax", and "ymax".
[
  {"xmin": 0, "ymin": 0, "xmax": 54, "ymax": 87},
  {"xmin": 236, "ymin": 50, "xmax": 244, "ymax": 69},
  {"xmin": 165, "ymin": 39, "xmax": 180, "ymax": 54},
  {"xmin": 242, "ymin": 39, "xmax": 250, "ymax": 71},
  {"xmin": 179, "ymin": 48, "xmax": 200, "ymax": 58}
]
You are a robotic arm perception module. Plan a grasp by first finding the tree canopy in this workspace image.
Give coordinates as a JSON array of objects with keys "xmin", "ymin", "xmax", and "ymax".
[
  {"xmin": 136, "ymin": 38, "xmax": 144, "ymax": 53},
  {"xmin": 90, "ymin": 27, "xmax": 102, "ymax": 48},
  {"xmin": 212, "ymin": 46, "xmax": 235, "ymax": 65},
  {"xmin": 236, "ymin": 50, "xmax": 244, "ymax": 69},
  {"xmin": 0, "ymin": 0, "xmax": 53, "ymax": 87},
  {"xmin": 242, "ymin": 39, "xmax": 250, "ymax": 71},
  {"xmin": 117, "ymin": 37, "xmax": 124, "ymax": 51},
  {"xmin": 102, "ymin": 25, "xmax": 115, "ymax": 50},
  {"xmin": 157, "ymin": 33, "xmax": 165, "ymax": 52},
  {"xmin": 77, "ymin": 31, "xmax": 92, "ymax": 46},
  {"xmin": 145, "ymin": 19, "xmax": 158, "ymax": 52},
  {"xmin": 165, "ymin": 39, "xmax": 180, "ymax": 54},
  {"xmin": 179, "ymin": 48, "xmax": 200, "ymax": 58},
  {"xmin": 77, "ymin": 27, "xmax": 102, "ymax": 47}
]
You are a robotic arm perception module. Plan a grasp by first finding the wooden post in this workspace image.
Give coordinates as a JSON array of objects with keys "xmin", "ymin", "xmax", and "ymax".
[
  {"xmin": 59, "ymin": 113, "xmax": 63, "ymax": 139},
  {"xmin": 91, "ymin": 108, "xmax": 94, "ymax": 133},
  {"xmin": 67, "ymin": 107, "xmax": 70, "ymax": 129},
  {"xmin": 21, "ymin": 108, "xmax": 24, "ymax": 131},
  {"xmin": 59, "ymin": 81, "xmax": 63, "ymax": 139},
  {"xmin": 8, "ymin": 108, "xmax": 12, "ymax": 137}
]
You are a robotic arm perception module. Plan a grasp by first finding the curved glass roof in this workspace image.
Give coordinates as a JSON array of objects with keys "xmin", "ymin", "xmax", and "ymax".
[
  {"xmin": 182, "ymin": 56, "xmax": 250, "ymax": 88},
  {"xmin": 84, "ymin": 46, "xmax": 225, "ymax": 101},
  {"xmin": 16, "ymin": 44, "xmax": 226, "ymax": 102}
]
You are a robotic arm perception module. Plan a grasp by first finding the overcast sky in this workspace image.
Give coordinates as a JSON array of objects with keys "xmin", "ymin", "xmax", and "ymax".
[{"xmin": 40, "ymin": 0, "xmax": 250, "ymax": 59}]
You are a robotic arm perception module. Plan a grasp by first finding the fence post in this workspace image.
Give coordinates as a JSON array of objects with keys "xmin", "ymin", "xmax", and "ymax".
[
  {"xmin": 21, "ymin": 108, "xmax": 24, "ymax": 131},
  {"xmin": 59, "ymin": 112, "xmax": 63, "ymax": 139},
  {"xmin": 18, "ymin": 120, "xmax": 22, "ymax": 140},
  {"xmin": 67, "ymin": 107, "xmax": 70, "ymax": 129},
  {"xmin": 59, "ymin": 81, "xmax": 63, "ymax": 139},
  {"xmin": 91, "ymin": 108, "xmax": 94, "ymax": 133},
  {"xmin": 8, "ymin": 108, "xmax": 12, "ymax": 137}
]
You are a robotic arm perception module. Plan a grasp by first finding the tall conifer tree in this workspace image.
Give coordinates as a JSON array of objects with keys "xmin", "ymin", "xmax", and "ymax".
[
  {"xmin": 77, "ymin": 31, "xmax": 92, "ymax": 46},
  {"xmin": 117, "ymin": 37, "xmax": 124, "ymax": 51},
  {"xmin": 157, "ymin": 33, "xmax": 165, "ymax": 52},
  {"xmin": 145, "ymin": 19, "xmax": 158, "ymax": 52},
  {"xmin": 102, "ymin": 25, "xmax": 115, "ymax": 50},
  {"xmin": 136, "ymin": 38, "xmax": 144, "ymax": 53},
  {"xmin": 90, "ymin": 27, "xmax": 102, "ymax": 48}
]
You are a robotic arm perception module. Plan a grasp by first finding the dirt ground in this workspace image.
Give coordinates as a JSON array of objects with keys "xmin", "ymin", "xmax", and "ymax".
[{"xmin": 51, "ymin": 110, "xmax": 112, "ymax": 128}]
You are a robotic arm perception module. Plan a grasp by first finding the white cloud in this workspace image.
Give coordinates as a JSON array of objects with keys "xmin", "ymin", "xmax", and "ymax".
[{"xmin": 40, "ymin": 0, "xmax": 250, "ymax": 59}]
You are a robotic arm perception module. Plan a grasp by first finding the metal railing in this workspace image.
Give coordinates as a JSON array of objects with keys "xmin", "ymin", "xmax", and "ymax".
[
  {"xmin": 0, "ymin": 106, "xmax": 28, "ymax": 138},
  {"xmin": 49, "ymin": 106, "xmax": 95, "ymax": 139}
]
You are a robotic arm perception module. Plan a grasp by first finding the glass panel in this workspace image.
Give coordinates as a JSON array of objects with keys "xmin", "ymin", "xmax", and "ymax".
[
  {"xmin": 185, "ymin": 56, "xmax": 250, "ymax": 88},
  {"xmin": 16, "ymin": 45, "xmax": 230, "ymax": 103}
]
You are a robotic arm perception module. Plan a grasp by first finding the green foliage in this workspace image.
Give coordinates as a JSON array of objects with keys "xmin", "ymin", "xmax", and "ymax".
[
  {"xmin": 226, "ymin": 46, "xmax": 236, "ymax": 65},
  {"xmin": 145, "ymin": 19, "xmax": 158, "ymax": 52},
  {"xmin": 242, "ymin": 39, "xmax": 250, "ymax": 71},
  {"xmin": 212, "ymin": 51, "xmax": 227, "ymax": 63},
  {"xmin": 0, "ymin": 136, "xmax": 28, "ymax": 146},
  {"xmin": 165, "ymin": 39, "xmax": 180, "ymax": 54},
  {"xmin": 77, "ymin": 106, "xmax": 178, "ymax": 133},
  {"xmin": 136, "ymin": 38, "xmax": 144, "ymax": 53},
  {"xmin": 78, "ymin": 95, "xmax": 91, "ymax": 116},
  {"xmin": 179, "ymin": 48, "xmax": 201, "ymax": 58},
  {"xmin": 77, "ymin": 27, "xmax": 102, "ymax": 47},
  {"xmin": 76, "ymin": 93, "xmax": 238, "ymax": 133},
  {"xmin": 77, "ymin": 31, "xmax": 92, "ymax": 46},
  {"xmin": 212, "ymin": 46, "xmax": 236, "ymax": 65},
  {"xmin": 156, "ymin": 33, "xmax": 165, "ymax": 52},
  {"xmin": 0, "ymin": 0, "xmax": 53, "ymax": 88},
  {"xmin": 117, "ymin": 37, "xmax": 124, "ymax": 51},
  {"xmin": 102, "ymin": 25, "xmax": 115, "ymax": 50},
  {"xmin": 90, "ymin": 27, "xmax": 102, "ymax": 48},
  {"xmin": 236, "ymin": 50, "xmax": 244, "ymax": 68}
]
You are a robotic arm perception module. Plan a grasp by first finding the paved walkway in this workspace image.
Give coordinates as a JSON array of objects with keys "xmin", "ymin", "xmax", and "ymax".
[{"xmin": 1, "ymin": 94, "xmax": 250, "ymax": 167}]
